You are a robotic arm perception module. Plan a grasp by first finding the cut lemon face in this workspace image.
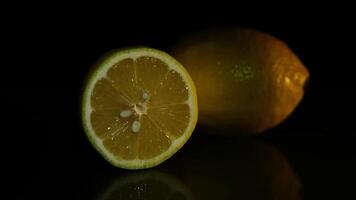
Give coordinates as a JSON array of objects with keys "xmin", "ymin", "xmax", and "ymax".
[{"xmin": 82, "ymin": 47, "xmax": 198, "ymax": 169}]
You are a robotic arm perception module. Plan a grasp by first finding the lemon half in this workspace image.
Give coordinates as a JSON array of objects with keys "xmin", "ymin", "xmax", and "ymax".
[{"xmin": 82, "ymin": 47, "xmax": 198, "ymax": 169}]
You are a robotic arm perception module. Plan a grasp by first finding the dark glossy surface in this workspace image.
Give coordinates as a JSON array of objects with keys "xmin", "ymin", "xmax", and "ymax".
[
  {"xmin": 92, "ymin": 136, "xmax": 302, "ymax": 200},
  {"xmin": 12, "ymin": 127, "xmax": 355, "ymax": 200},
  {"xmin": 4, "ymin": 6, "xmax": 355, "ymax": 200}
]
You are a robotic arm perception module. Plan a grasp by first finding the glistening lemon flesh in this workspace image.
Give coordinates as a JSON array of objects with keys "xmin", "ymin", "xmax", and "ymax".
[
  {"xmin": 172, "ymin": 29, "xmax": 309, "ymax": 134},
  {"xmin": 82, "ymin": 47, "xmax": 198, "ymax": 169}
]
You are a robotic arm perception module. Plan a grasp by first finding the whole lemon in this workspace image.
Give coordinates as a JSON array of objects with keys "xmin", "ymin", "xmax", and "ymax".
[{"xmin": 171, "ymin": 29, "xmax": 309, "ymax": 134}]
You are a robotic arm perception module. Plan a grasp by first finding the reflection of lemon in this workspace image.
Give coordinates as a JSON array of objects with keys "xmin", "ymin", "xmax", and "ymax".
[
  {"xmin": 82, "ymin": 47, "xmax": 198, "ymax": 169},
  {"xmin": 172, "ymin": 29, "xmax": 309, "ymax": 133},
  {"xmin": 165, "ymin": 135, "xmax": 302, "ymax": 200},
  {"xmin": 97, "ymin": 171, "xmax": 194, "ymax": 200}
]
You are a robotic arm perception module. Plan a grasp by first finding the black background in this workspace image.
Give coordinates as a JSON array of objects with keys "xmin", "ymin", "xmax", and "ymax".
[{"xmin": 3, "ymin": 4, "xmax": 356, "ymax": 199}]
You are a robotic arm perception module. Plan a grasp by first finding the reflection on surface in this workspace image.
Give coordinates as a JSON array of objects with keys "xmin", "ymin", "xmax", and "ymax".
[
  {"xmin": 97, "ymin": 136, "xmax": 301, "ymax": 200},
  {"xmin": 165, "ymin": 136, "xmax": 302, "ymax": 200},
  {"xmin": 97, "ymin": 171, "xmax": 194, "ymax": 200}
]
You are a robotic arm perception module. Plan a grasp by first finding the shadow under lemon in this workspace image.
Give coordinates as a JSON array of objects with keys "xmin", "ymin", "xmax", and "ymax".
[{"xmin": 95, "ymin": 134, "xmax": 302, "ymax": 200}]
